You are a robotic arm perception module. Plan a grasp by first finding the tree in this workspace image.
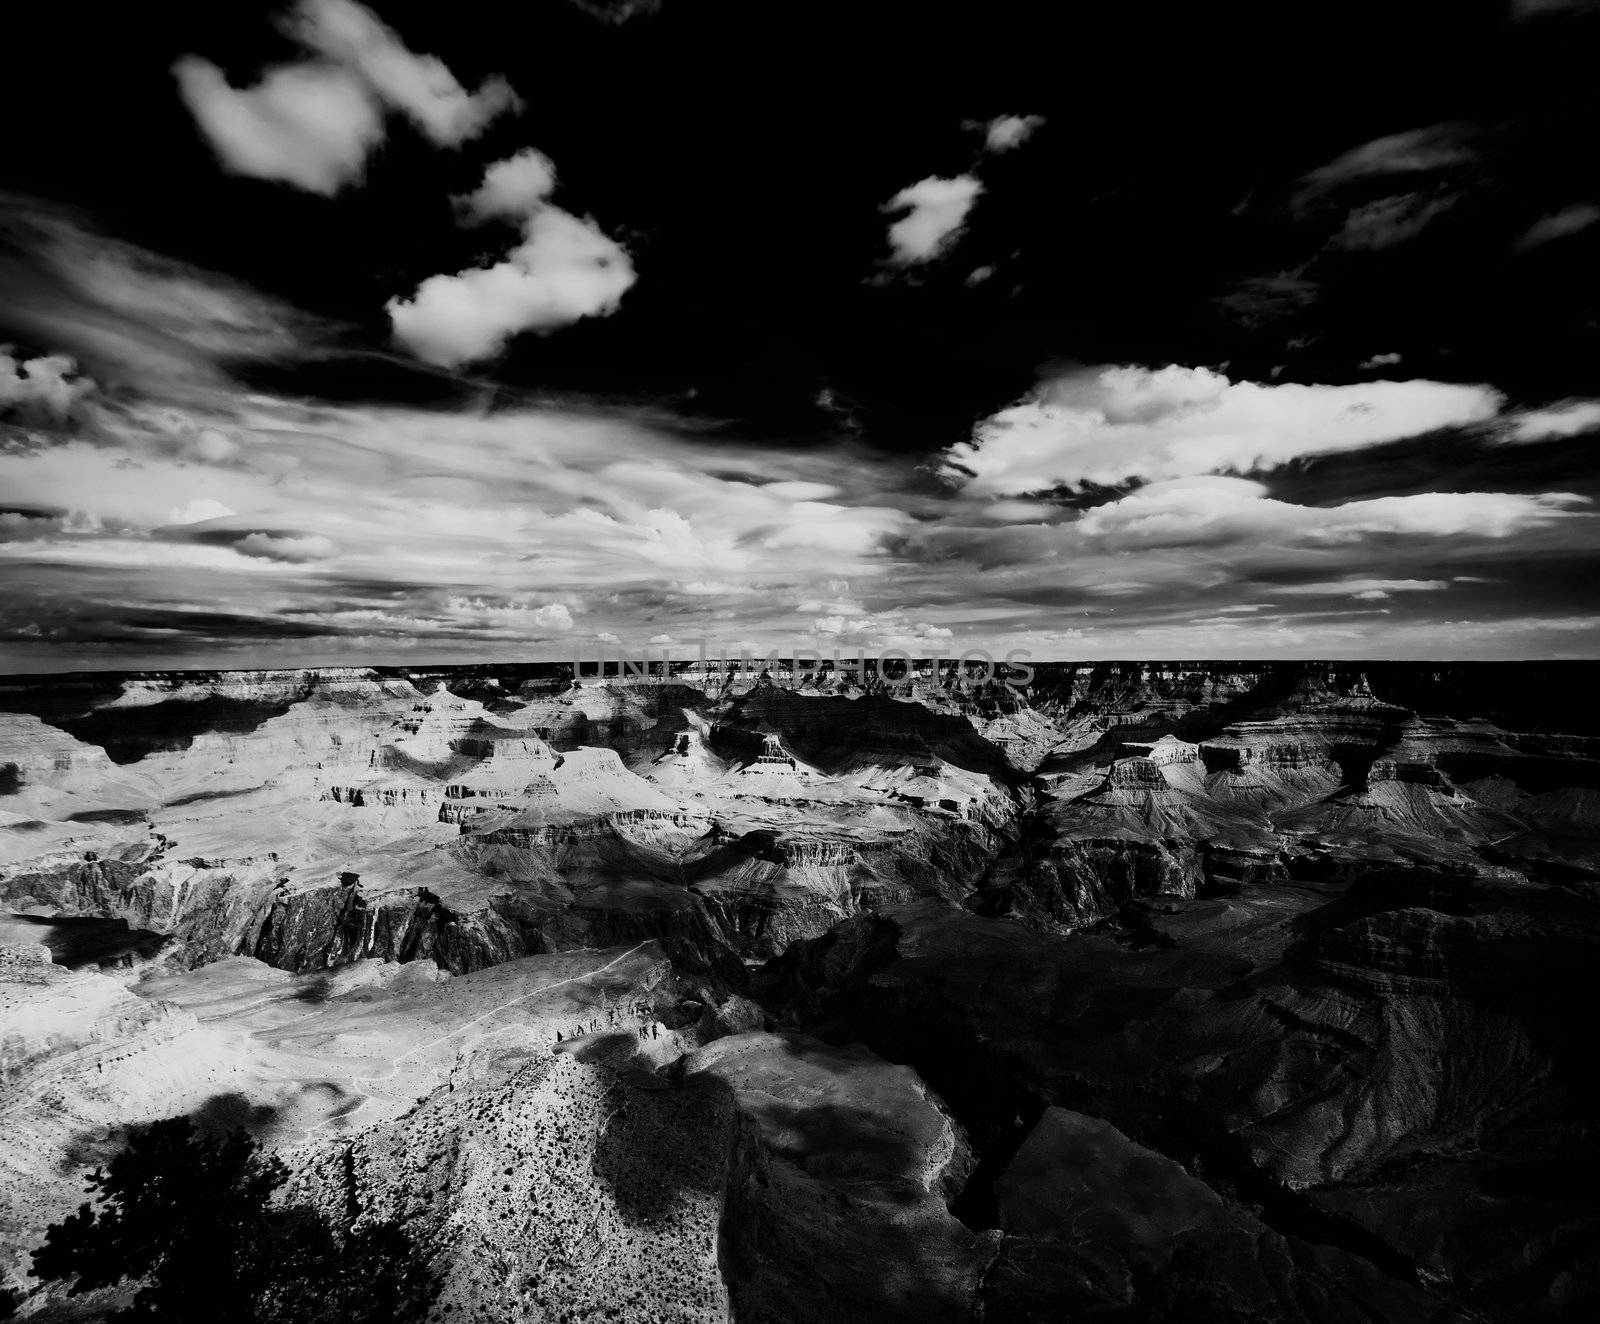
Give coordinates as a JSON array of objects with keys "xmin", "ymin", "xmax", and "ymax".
[{"xmin": 30, "ymin": 1117, "xmax": 434, "ymax": 1324}]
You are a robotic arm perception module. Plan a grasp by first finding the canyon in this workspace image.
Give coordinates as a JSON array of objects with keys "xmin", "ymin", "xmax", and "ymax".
[{"xmin": 2, "ymin": 660, "xmax": 1598, "ymax": 1321}]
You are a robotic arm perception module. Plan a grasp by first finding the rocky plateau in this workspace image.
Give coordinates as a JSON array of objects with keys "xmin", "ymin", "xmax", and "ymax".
[{"xmin": 2, "ymin": 660, "xmax": 1598, "ymax": 1321}]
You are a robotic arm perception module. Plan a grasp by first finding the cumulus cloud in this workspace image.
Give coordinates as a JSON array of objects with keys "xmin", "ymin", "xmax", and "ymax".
[
  {"xmin": 456, "ymin": 149, "xmax": 558, "ymax": 222},
  {"xmin": 287, "ymin": 0, "xmax": 520, "ymax": 147},
  {"xmin": 0, "ymin": 347, "xmax": 92, "ymax": 421},
  {"xmin": 1071, "ymin": 476, "xmax": 1585, "ymax": 549},
  {"xmin": 533, "ymin": 603, "xmax": 574, "ymax": 631},
  {"xmin": 174, "ymin": 57, "xmax": 385, "ymax": 195},
  {"xmin": 983, "ymin": 114, "xmax": 1045, "ymax": 152},
  {"xmin": 883, "ymin": 176, "xmax": 982, "ymax": 264},
  {"xmin": 388, "ymin": 205, "xmax": 635, "ymax": 366},
  {"xmin": 942, "ymin": 364, "xmax": 1502, "ymax": 496},
  {"xmin": 175, "ymin": 0, "xmax": 517, "ymax": 195},
  {"xmin": 1516, "ymin": 203, "xmax": 1600, "ymax": 250}
]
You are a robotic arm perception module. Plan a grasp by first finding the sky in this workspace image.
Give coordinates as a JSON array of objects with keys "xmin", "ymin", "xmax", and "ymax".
[{"xmin": 3, "ymin": 0, "xmax": 1600, "ymax": 671}]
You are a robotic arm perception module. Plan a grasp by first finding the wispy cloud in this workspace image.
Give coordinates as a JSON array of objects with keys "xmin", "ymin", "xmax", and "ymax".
[
  {"xmin": 1298, "ymin": 123, "xmax": 1478, "ymax": 201},
  {"xmin": 0, "ymin": 199, "xmax": 329, "ymax": 393},
  {"xmin": 1502, "ymin": 399, "xmax": 1600, "ymax": 442},
  {"xmin": 1516, "ymin": 202, "xmax": 1600, "ymax": 250}
]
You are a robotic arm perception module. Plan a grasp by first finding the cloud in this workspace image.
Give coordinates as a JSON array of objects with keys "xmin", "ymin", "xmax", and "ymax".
[
  {"xmin": 236, "ymin": 531, "xmax": 339, "ymax": 562},
  {"xmin": 1270, "ymin": 577, "xmax": 1449, "ymax": 599},
  {"xmin": 168, "ymin": 498, "xmax": 238, "ymax": 525},
  {"xmin": 0, "ymin": 199, "xmax": 327, "ymax": 391},
  {"xmin": 0, "ymin": 347, "xmax": 92, "ymax": 421},
  {"xmin": 0, "ymin": 539, "xmax": 288, "ymax": 573},
  {"xmin": 457, "ymin": 149, "xmax": 558, "ymax": 222},
  {"xmin": 0, "ymin": 386, "xmax": 923, "ymax": 668},
  {"xmin": 175, "ymin": 0, "xmax": 518, "ymax": 196},
  {"xmin": 173, "ymin": 57, "xmax": 384, "ymax": 196},
  {"xmin": 1299, "ymin": 123, "xmax": 1477, "ymax": 199},
  {"xmin": 533, "ymin": 603, "xmax": 575, "ymax": 631},
  {"xmin": 942, "ymin": 364, "xmax": 1502, "ymax": 495},
  {"xmin": 762, "ymin": 480, "xmax": 842, "ymax": 501},
  {"xmin": 806, "ymin": 611, "xmax": 957, "ymax": 649},
  {"xmin": 1503, "ymin": 399, "xmax": 1600, "ymax": 442},
  {"xmin": 1516, "ymin": 203, "xmax": 1600, "ymax": 250},
  {"xmin": 387, "ymin": 205, "xmax": 635, "ymax": 366},
  {"xmin": 1359, "ymin": 352, "xmax": 1403, "ymax": 369},
  {"xmin": 883, "ymin": 176, "xmax": 982, "ymax": 264},
  {"xmin": 1513, "ymin": 0, "xmax": 1600, "ymax": 17},
  {"xmin": 983, "ymin": 114, "xmax": 1045, "ymax": 152},
  {"xmin": 1333, "ymin": 191, "xmax": 1457, "ymax": 250},
  {"xmin": 1071, "ymin": 476, "xmax": 1585, "ymax": 550},
  {"xmin": 287, "ymin": 0, "xmax": 520, "ymax": 147}
]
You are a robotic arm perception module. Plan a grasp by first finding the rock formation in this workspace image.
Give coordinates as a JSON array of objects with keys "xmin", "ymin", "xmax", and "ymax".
[{"xmin": 3, "ymin": 660, "xmax": 1599, "ymax": 1320}]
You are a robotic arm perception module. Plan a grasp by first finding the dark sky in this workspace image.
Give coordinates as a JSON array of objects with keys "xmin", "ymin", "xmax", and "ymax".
[{"xmin": 2, "ymin": 0, "xmax": 1599, "ymax": 668}]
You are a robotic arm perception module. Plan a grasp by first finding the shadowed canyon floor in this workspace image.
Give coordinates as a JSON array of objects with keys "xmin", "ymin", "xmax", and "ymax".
[{"xmin": 3, "ymin": 662, "xmax": 1599, "ymax": 1320}]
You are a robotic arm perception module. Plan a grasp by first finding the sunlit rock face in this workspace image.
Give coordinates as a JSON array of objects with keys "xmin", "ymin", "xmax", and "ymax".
[{"xmin": 3, "ymin": 660, "xmax": 1600, "ymax": 1321}]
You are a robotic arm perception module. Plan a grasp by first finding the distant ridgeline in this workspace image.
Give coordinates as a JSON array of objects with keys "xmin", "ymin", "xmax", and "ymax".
[{"xmin": 3, "ymin": 662, "xmax": 1600, "ymax": 761}]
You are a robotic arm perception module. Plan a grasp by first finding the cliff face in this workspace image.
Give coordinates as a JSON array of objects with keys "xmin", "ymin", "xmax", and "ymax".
[{"xmin": 5, "ymin": 661, "xmax": 1600, "ymax": 1322}]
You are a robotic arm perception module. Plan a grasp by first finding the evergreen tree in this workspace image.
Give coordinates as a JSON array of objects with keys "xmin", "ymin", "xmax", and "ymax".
[{"xmin": 31, "ymin": 1117, "xmax": 434, "ymax": 1324}]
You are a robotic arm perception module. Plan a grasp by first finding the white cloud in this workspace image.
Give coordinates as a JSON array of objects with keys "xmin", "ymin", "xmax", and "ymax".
[
  {"xmin": 174, "ymin": 0, "xmax": 517, "ymax": 196},
  {"xmin": 1300, "ymin": 123, "xmax": 1476, "ymax": 197},
  {"xmin": 943, "ymin": 364, "xmax": 1503, "ymax": 495},
  {"xmin": 1334, "ymin": 191, "xmax": 1457, "ymax": 250},
  {"xmin": 762, "ymin": 480, "xmax": 841, "ymax": 501},
  {"xmin": 1072, "ymin": 476, "xmax": 1585, "ymax": 549},
  {"xmin": 1517, "ymin": 203, "xmax": 1600, "ymax": 250},
  {"xmin": 983, "ymin": 114, "xmax": 1045, "ymax": 152},
  {"xmin": 883, "ymin": 176, "xmax": 982, "ymax": 264},
  {"xmin": 236, "ymin": 532, "xmax": 338, "ymax": 562},
  {"xmin": 0, "ymin": 347, "xmax": 92, "ymax": 420},
  {"xmin": 1504, "ymin": 399, "xmax": 1600, "ymax": 442},
  {"xmin": 288, "ymin": 0, "xmax": 519, "ymax": 147},
  {"xmin": 168, "ymin": 498, "xmax": 239, "ymax": 525},
  {"xmin": 1271, "ymin": 578, "xmax": 1449, "ymax": 599},
  {"xmin": 1359, "ymin": 352, "xmax": 1403, "ymax": 369},
  {"xmin": 389, "ymin": 173, "xmax": 635, "ymax": 367},
  {"xmin": 457, "ymin": 149, "xmax": 557, "ymax": 222},
  {"xmin": 0, "ymin": 202, "xmax": 325, "ymax": 394},
  {"xmin": 0, "ymin": 539, "xmax": 286, "ymax": 573},
  {"xmin": 173, "ymin": 57, "xmax": 384, "ymax": 195},
  {"xmin": 518, "ymin": 603, "xmax": 574, "ymax": 632}
]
